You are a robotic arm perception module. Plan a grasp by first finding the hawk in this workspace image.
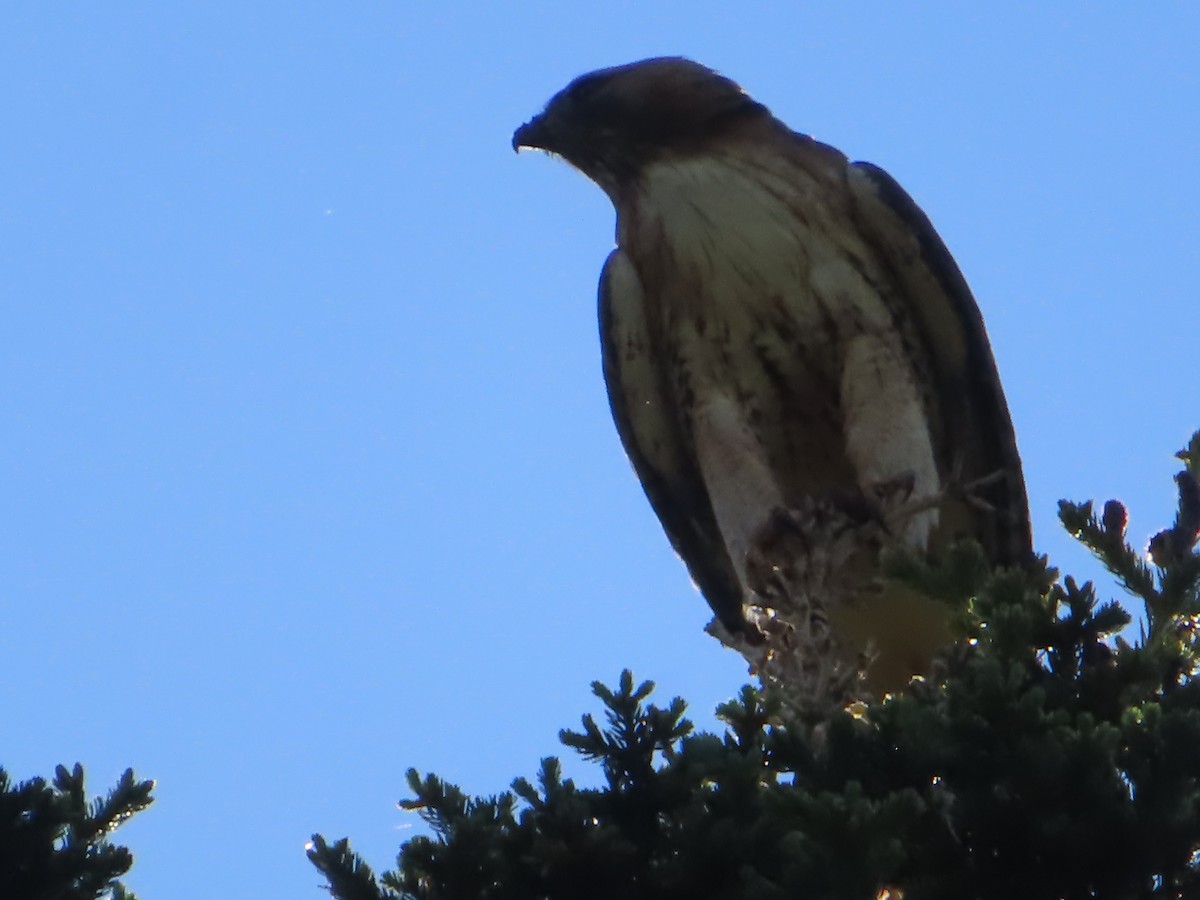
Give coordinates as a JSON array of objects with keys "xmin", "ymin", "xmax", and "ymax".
[{"xmin": 514, "ymin": 58, "xmax": 1031, "ymax": 694}]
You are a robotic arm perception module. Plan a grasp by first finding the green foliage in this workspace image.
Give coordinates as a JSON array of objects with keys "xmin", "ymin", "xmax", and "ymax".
[
  {"xmin": 310, "ymin": 431, "xmax": 1200, "ymax": 900},
  {"xmin": 0, "ymin": 763, "xmax": 154, "ymax": 900}
]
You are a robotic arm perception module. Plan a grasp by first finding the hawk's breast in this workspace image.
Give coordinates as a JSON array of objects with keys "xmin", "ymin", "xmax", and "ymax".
[{"xmin": 621, "ymin": 151, "xmax": 941, "ymax": 538}]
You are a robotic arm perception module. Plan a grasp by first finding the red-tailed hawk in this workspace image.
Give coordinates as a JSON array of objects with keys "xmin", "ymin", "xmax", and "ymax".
[{"xmin": 514, "ymin": 58, "xmax": 1031, "ymax": 694}]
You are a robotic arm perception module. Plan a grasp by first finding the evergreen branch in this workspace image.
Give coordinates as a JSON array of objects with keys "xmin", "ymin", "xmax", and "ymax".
[
  {"xmin": 307, "ymin": 835, "xmax": 395, "ymax": 900},
  {"xmin": 0, "ymin": 764, "xmax": 152, "ymax": 900},
  {"xmin": 1059, "ymin": 498, "xmax": 1161, "ymax": 618}
]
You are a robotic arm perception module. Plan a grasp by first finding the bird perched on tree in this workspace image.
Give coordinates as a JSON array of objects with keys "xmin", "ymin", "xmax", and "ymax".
[{"xmin": 514, "ymin": 58, "xmax": 1031, "ymax": 696}]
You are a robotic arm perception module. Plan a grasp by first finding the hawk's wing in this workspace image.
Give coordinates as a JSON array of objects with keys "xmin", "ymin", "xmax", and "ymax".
[
  {"xmin": 847, "ymin": 162, "xmax": 1032, "ymax": 564},
  {"xmin": 597, "ymin": 248, "xmax": 748, "ymax": 635}
]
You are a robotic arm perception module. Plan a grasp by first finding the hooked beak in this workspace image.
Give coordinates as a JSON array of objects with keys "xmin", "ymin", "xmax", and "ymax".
[{"xmin": 512, "ymin": 114, "xmax": 550, "ymax": 153}]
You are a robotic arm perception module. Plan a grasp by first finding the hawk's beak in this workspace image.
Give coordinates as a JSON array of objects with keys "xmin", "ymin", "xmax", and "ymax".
[{"xmin": 512, "ymin": 115, "xmax": 550, "ymax": 153}]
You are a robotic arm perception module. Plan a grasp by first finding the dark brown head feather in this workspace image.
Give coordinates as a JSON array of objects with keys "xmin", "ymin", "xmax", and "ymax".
[{"xmin": 513, "ymin": 57, "xmax": 765, "ymax": 198}]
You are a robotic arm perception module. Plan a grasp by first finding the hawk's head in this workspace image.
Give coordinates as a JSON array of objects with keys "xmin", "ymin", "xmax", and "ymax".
[{"xmin": 513, "ymin": 57, "xmax": 764, "ymax": 199}]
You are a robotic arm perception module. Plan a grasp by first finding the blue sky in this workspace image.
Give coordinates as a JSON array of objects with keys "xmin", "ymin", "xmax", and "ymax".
[{"xmin": 4, "ymin": 5, "xmax": 1197, "ymax": 897}]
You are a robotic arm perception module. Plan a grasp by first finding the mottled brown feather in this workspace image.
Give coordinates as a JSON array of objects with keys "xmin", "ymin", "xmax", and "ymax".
[
  {"xmin": 599, "ymin": 250, "xmax": 752, "ymax": 638},
  {"xmin": 845, "ymin": 162, "xmax": 1032, "ymax": 564}
]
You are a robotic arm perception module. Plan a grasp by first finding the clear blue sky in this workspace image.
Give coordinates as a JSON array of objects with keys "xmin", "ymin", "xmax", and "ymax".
[{"xmin": 4, "ymin": 5, "xmax": 1197, "ymax": 897}]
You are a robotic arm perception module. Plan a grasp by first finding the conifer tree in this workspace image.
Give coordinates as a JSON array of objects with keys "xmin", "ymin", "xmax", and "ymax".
[
  {"xmin": 0, "ymin": 763, "xmax": 154, "ymax": 900},
  {"xmin": 309, "ymin": 431, "xmax": 1200, "ymax": 899}
]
